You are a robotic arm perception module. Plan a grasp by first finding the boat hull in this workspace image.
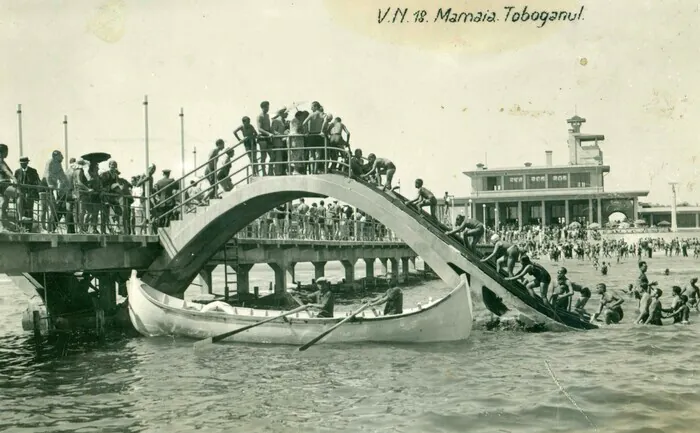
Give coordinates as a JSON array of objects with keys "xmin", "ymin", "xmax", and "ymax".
[{"xmin": 127, "ymin": 273, "xmax": 473, "ymax": 345}]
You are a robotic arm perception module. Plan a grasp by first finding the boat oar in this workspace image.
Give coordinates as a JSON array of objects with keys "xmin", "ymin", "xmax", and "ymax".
[
  {"xmin": 194, "ymin": 304, "xmax": 310, "ymax": 348},
  {"xmin": 298, "ymin": 303, "xmax": 371, "ymax": 352}
]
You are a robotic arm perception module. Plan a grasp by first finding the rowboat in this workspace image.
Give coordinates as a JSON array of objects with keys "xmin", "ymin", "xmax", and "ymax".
[{"xmin": 127, "ymin": 272, "xmax": 473, "ymax": 345}]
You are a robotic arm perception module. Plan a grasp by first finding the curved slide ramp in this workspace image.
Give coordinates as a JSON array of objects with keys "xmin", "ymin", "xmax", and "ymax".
[{"xmin": 142, "ymin": 174, "xmax": 591, "ymax": 332}]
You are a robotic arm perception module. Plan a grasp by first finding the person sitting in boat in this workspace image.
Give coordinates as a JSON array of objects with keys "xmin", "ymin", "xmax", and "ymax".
[
  {"xmin": 592, "ymin": 283, "xmax": 624, "ymax": 325},
  {"xmin": 480, "ymin": 234, "xmax": 522, "ymax": 276},
  {"xmin": 361, "ymin": 154, "xmax": 396, "ymax": 191},
  {"xmin": 445, "ymin": 217, "xmax": 485, "ymax": 251},
  {"xmin": 663, "ymin": 294, "xmax": 690, "ymax": 324},
  {"xmin": 365, "ymin": 286, "xmax": 403, "ymax": 316},
  {"xmin": 505, "ymin": 255, "xmax": 551, "ymax": 302},
  {"xmin": 407, "ymin": 178, "xmax": 438, "ymax": 218},
  {"xmin": 303, "ymin": 278, "xmax": 335, "ymax": 318},
  {"xmin": 681, "ymin": 277, "xmax": 699, "ymax": 311}
]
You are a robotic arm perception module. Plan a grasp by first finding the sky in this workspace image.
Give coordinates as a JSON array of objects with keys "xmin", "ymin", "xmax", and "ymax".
[{"xmin": 1, "ymin": 0, "xmax": 699, "ymax": 205}]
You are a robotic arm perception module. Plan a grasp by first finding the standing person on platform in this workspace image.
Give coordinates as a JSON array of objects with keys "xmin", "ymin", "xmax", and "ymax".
[
  {"xmin": 216, "ymin": 147, "xmax": 235, "ymax": 193},
  {"xmin": 68, "ymin": 159, "xmax": 90, "ymax": 233},
  {"xmin": 233, "ymin": 117, "xmax": 259, "ymax": 173},
  {"xmin": 204, "ymin": 139, "xmax": 225, "ymax": 199},
  {"xmin": 445, "ymin": 216, "xmax": 485, "ymax": 250},
  {"xmin": 301, "ymin": 101, "xmax": 326, "ymax": 174},
  {"xmin": 42, "ymin": 150, "xmax": 70, "ymax": 233},
  {"xmin": 135, "ymin": 163, "xmax": 156, "ymax": 233},
  {"xmin": 153, "ymin": 169, "xmax": 179, "ymax": 227},
  {"xmin": 271, "ymin": 108, "xmax": 288, "ymax": 175},
  {"xmin": 407, "ymin": 178, "xmax": 438, "ymax": 218},
  {"xmin": 0, "ymin": 144, "xmax": 17, "ymax": 232},
  {"xmin": 256, "ymin": 101, "xmax": 273, "ymax": 176},
  {"xmin": 14, "ymin": 156, "xmax": 41, "ymax": 231},
  {"xmin": 100, "ymin": 160, "xmax": 121, "ymax": 233}
]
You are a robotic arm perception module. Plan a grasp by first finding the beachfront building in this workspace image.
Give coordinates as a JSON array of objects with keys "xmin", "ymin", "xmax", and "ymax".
[
  {"xmin": 638, "ymin": 205, "xmax": 700, "ymax": 230},
  {"xmin": 441, "ymin": 115, "xmax": 650, "ymax": 229}
]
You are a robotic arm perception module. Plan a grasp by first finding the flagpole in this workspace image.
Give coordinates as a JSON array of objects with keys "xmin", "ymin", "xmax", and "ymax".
[
  {"xmin": 63, "ymin": 115, "xmax": 69, "ymax": 169},
  {"xmin": 17, "ymin": 104, "xmax": 24, "ymax": 156},
  {"xmin": 179, "ymin": 107, "xmax": 185, "ymax": 213},
  {"xmin": 143, "ymin": 95, "xmax": 151, "ymax": 233}
]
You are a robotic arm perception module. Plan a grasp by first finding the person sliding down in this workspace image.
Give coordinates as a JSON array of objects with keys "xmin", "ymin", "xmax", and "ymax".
[
  {"xmin": 505, "ymin": 255, "xmax": 552, "ymax": 303},
  {"xmin": 361, "ymin": 153, "xmax": 396, "ymax": 190},
  {"xmin": 480, "ymin": 234, "xmax": 522, "ymax": 276},
  {"xmin": 407, "ymin": 178, "xmax": 438, "ymax": 218},
  {"xmin": 445, "ymin": 217, "xmax": 485, "ymax": 251}
]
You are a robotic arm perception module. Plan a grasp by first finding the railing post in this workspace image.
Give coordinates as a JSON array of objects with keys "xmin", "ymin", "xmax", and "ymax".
[
  {"xmin": 144, "ymin": 181, "xmax": 151, "ymax": 235},
  {"xmin": 324, "ymin": 135, "xmax": 328, "ymax": 174},
  {"xmin": 121, "ymin": 196, "xmax": 129, "ymax": 234},
  {"xmin": 39, "ymin": 191, "xmax": 48, "ymax": 231}
]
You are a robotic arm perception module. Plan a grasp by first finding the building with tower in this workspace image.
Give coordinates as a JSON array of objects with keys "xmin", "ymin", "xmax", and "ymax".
[{"xmin": 443, "ymin": 115, "xmax": 654, "ymax": 229}]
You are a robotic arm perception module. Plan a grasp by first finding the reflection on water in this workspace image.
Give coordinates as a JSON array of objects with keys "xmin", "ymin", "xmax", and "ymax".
[{"xmin": 1, "ymin": 257, "xmax": 699, "ymax": 433}]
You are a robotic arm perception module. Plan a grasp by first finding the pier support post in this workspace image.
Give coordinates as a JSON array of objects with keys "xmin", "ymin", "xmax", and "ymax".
[
  {"xmin": 364, "ymin": 258, "xmax": 375, "ymax": 278},
  {"xmin": 341, "ymin": 259, "xmax": 355, "ymax": 283},
  {"xmin": 98, "ymin": 275, "xmax": 117, "ymax": 312},
  {"xmin": 198, "ymin": 265, "xmax": 216, "ymax": 295},
  {"xmin": 401, "ymin": 257, "xmax": 410, "ymax": 281},
  {"xmin": 236, "ymin": 264, "xmax": 253, "ymax": 295},
  {"xmin": 388, "ymin": 258, "xmax": 398, "ymax": 284},
  {"xmin": 379, "ymin": 258, "xmax": 389, "ymax": 275},
  {"xmin": 312, "ymin": 261, "xmax": 326, "ymax": 280},
  {"xmin": 269, "ymin": 262, "xmax": 295, "ymax": 294}
]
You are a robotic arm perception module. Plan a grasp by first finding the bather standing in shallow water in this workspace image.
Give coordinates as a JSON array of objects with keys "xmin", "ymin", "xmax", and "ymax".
[{"xmin": 592, "ymin": 283, "xmax": 624, "ymax": 325}]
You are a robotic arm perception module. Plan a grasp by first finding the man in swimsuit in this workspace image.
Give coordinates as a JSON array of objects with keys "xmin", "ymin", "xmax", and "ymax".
[
  {"xmin": 301, "ymin": 101, "xmax": 326, "ymax": 174},
  {"xmin": 445, "ymin": 217, "xmax": 485, "ymax": 251},
  {"xmin": 664, "ymin": 294, "xmax": 690, "ymax": 324},
  {"xmin": 325, "ymin": 116, "xmax": 350, "ymax": 171},
  {"xmin": 592, "ymin": 283, "xmax": 625, "ymax": 325},
  {"xmin": 256, "ymin": 101, "xmax": 273, "ymax": 176},
  {"xmin": 681, "ymin": 277, "xmax": 700, "ymax": 311},
  {"xmin": 644, "ymin": 287, "xmax": 663, "ymax": 326},
  {"xmin": 553, "ymin": 267, "xmax": 588, "ymax": 312},
  {"xmin": 407, "ymin": 178, "xmax": 438, "ymax": 218},
  {"xmin": 362, "ymin": 154, "xmax": 396, "ymax": 190},
  {"xmin": 366, "ymin": 286, "xmax": 403, "ymax": 316},
  {"xmin": 505, "ymin": 255, "xmax": 552, "ymax": 302},
  {"xmin": 204, "ymin": 139, "xmax": 225, "ymax": 199},
  {"xmin": 480, "ymin": 234, "xmax": 522, "ymax": 276},
  {"xmin": 233, "ymin": 116, "xmax": 258, "ymax": 173}
]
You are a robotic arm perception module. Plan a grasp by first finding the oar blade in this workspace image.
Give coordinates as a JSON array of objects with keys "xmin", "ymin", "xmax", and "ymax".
[{"xmin": 193, "ymin": 337, "xmax": 215, "ymax": 350}]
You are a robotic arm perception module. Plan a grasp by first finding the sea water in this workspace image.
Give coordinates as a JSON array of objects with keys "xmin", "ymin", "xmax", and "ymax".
[{"xmin": 1, "ymin": 256, "xmax": 699, "ymax": 433}]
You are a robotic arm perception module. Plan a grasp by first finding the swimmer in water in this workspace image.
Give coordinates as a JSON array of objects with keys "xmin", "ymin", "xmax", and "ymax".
[
  {"xmin": 664, "ymin": 294, "xmax": 690, "ymax": 324},
  {"xmin": 644, "ymin": 287, "xmax": 663, "ymax": 326},
  {"xmin": 480, "ymin": 234, "xmax": 522, "ymax": 276},
  {"xmin": 592, "ymin": 283, "xmax": 625, "ymax": 325},
  {"xmin": 681, "ymin": 277, "xmax": 700, "ymax": 311},
  {"xmin": 505, "ymin": 255, "xmax": 552, "ymax": 302}
]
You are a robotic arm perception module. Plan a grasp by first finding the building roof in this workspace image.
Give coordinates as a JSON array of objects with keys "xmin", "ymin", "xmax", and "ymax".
[
  {"xmin": 442, "ymin": 190, "xmax": 650, "ymax": 205},
  {"xmin": 639, "ymin": 206, "xmax": 700, "ymax": 213},
  {"xmin": 463, "ymin": 164, "xmax": 610, "ymax": 177}
]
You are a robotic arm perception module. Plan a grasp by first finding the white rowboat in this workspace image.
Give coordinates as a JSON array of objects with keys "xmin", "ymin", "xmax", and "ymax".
[{"xmin": 127, "ymin": 272, "xmax": 473, "ymax": 345}]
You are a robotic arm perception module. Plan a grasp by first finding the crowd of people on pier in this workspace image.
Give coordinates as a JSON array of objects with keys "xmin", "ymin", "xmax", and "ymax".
[{"xmin": 0, "ymin": 99, "xmax": 441, "ymax": 237}]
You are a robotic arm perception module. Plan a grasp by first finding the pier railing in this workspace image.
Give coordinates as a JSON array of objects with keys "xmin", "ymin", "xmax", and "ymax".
[
  {"xmin": 0, "ymin": 132, "xmax": 406, "ymax": 242},
  {"xmin": 0, "ymin": 181, "xmax": 147, "ymax": 235}
]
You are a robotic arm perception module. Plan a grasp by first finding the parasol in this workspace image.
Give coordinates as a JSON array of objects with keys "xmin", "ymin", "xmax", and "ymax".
[
  {"xmin": 656, "ymin": 220, "xmax": 671, "ymax": 227},
  {"xmin": 588, "ymin": 222, "xmax": 601, "ymax": 229},
  {"xmin": 81, "ymin": 152, "xmax": 111, "ymax": 164},
  {"xmin": 568, "ymin": 221, "xmax": 581, "ymax": 229}
]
